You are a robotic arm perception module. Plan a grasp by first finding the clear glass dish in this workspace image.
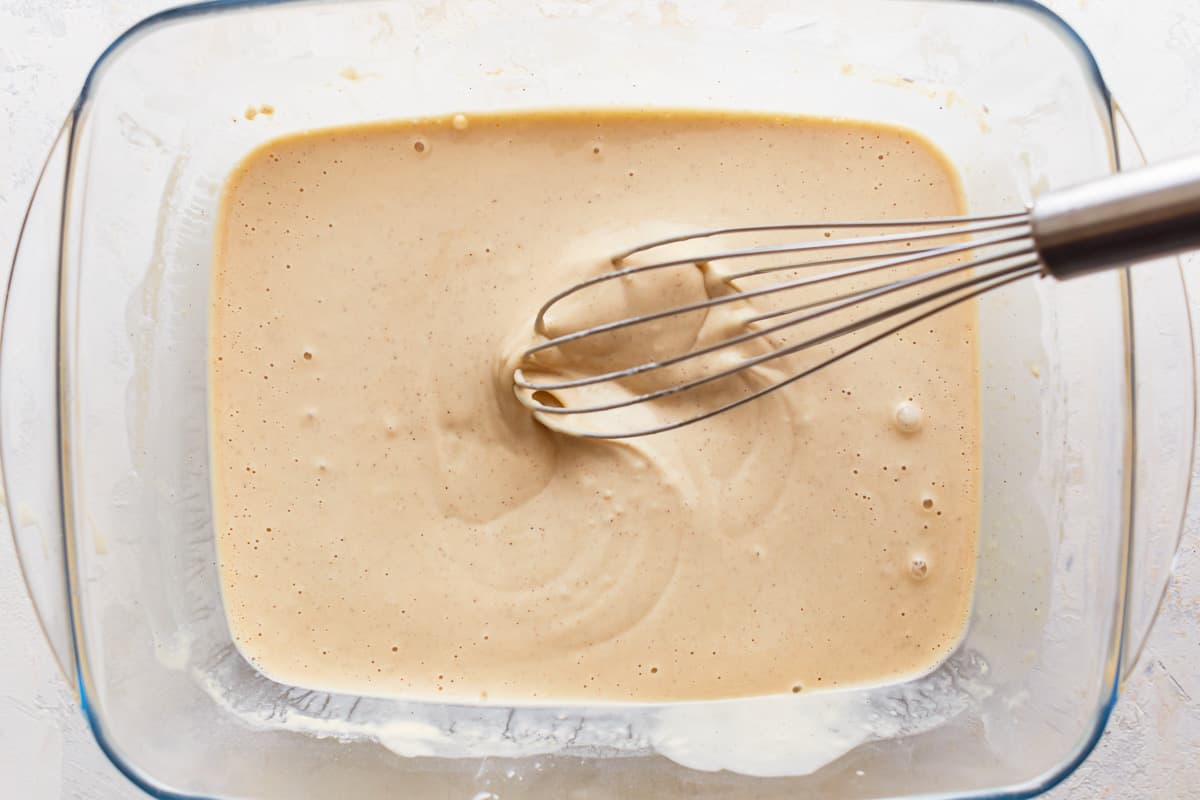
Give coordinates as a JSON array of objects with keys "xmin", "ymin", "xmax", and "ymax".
[{"xmin": 2, "ymin": 1, "xmax": 1194, "ymax": 798}]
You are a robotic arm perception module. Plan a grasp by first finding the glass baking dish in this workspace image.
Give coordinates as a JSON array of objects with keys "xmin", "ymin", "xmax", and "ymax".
[{"xmin": 2, "ymin": 0, "xmax": 1194, "ymax": 798}]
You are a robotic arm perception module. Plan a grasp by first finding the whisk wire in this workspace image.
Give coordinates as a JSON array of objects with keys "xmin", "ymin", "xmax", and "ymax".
[
  {"xmin": 611, "ymin": 211, "xmax": 1030, "ymax": 261},
  {"xmin": 516, "ymin": 242, "xmax": 1038, "ymax": 395},
  {"xmin": 517, "ymin": 255, "xmax": 1039, "ymax": 416},
  {"xmin": 522, "ymin": 224, "xmax": 1033, "ymax": 359},
  {"xmin": 523, "ymin": 264, "xmax": 1038, "ymax": 439},
  {"xmin": 532, "ymin": 213, "xmax": 1032, "ymax": 333}
]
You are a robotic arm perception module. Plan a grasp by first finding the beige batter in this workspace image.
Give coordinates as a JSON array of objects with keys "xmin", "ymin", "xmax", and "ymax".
[{"xmin": 210, "ymin": 110, "xmax": 980, "ymax": 703}]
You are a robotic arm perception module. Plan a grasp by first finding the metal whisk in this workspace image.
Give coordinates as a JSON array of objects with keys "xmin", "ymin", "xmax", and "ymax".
[{"xmin": 514, "ymin": 155, "xmax": 1200, "ymax": 439}]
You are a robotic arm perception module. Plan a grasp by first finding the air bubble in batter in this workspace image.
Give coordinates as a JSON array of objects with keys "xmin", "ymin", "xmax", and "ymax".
[
  {"xmin": 894, "ymin": 401, "xmax": 922, "ymax": 433},
  {"xmin": 909, "ymin": 556, "xmax": 929, "ymax": 580}
]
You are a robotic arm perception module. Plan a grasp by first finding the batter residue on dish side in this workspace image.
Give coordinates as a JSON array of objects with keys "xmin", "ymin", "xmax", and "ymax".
[{"xmin": 209, "ymin": 109, "xmax": 980, "ymax": 703}]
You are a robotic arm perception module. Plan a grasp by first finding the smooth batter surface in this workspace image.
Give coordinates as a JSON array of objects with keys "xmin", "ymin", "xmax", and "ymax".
[{"xmin": 210, "ymin": 110, "xmax": 980, "ymax": 703}]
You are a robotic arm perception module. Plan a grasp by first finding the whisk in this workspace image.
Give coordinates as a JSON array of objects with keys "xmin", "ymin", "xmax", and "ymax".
[{"xmin": 514, "ymin": 155, "xmax": 1200, "ymax": 439}]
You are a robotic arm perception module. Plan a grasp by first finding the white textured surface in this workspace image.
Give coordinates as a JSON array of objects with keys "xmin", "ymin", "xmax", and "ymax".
[{"xmin": 0, "ymin": 1, "xmax": 1197, "ymax": 797}]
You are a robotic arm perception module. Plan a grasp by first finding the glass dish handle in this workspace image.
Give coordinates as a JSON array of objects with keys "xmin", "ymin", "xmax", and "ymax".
[
  {"xmin": 1115, "ymin": 100, "xmax": 1197, "ymax": 689},
  {"xmin": 1, "ymin": 117, "xmax": 77, "ymax": 688}
]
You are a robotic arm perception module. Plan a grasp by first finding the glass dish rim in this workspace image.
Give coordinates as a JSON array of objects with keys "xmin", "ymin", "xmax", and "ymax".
[{"xmin": 27, "ymin": 0, "xmax": 1186, "ymax": 798}]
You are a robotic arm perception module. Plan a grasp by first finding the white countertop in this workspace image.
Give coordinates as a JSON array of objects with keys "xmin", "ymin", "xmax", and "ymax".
[{"xmin": 1, "ymin": 1, "xmax": 1198, "ymax": 797}]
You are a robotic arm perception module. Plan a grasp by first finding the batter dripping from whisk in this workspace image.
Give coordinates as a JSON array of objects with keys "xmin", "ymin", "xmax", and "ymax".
[{"xmin": 210, "ymin": 109, "xmax": 980, "ymax": 702}]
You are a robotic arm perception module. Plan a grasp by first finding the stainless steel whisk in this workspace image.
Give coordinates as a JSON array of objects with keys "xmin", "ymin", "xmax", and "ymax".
[{"xmin": 514, "ymin": 155, "xmax": 1200, "ymax": 439}]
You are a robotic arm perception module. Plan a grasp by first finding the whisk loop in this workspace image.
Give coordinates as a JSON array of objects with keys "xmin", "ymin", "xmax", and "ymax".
[{"xmin": 514, "ymin": 214, "xmax": 1037, "ymax": 437}]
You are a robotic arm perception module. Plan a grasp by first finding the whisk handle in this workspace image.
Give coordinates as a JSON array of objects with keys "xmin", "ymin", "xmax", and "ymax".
[{"xmin": 1032, "ymin": 153, "xmax": 1200, "ymax": 278}]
